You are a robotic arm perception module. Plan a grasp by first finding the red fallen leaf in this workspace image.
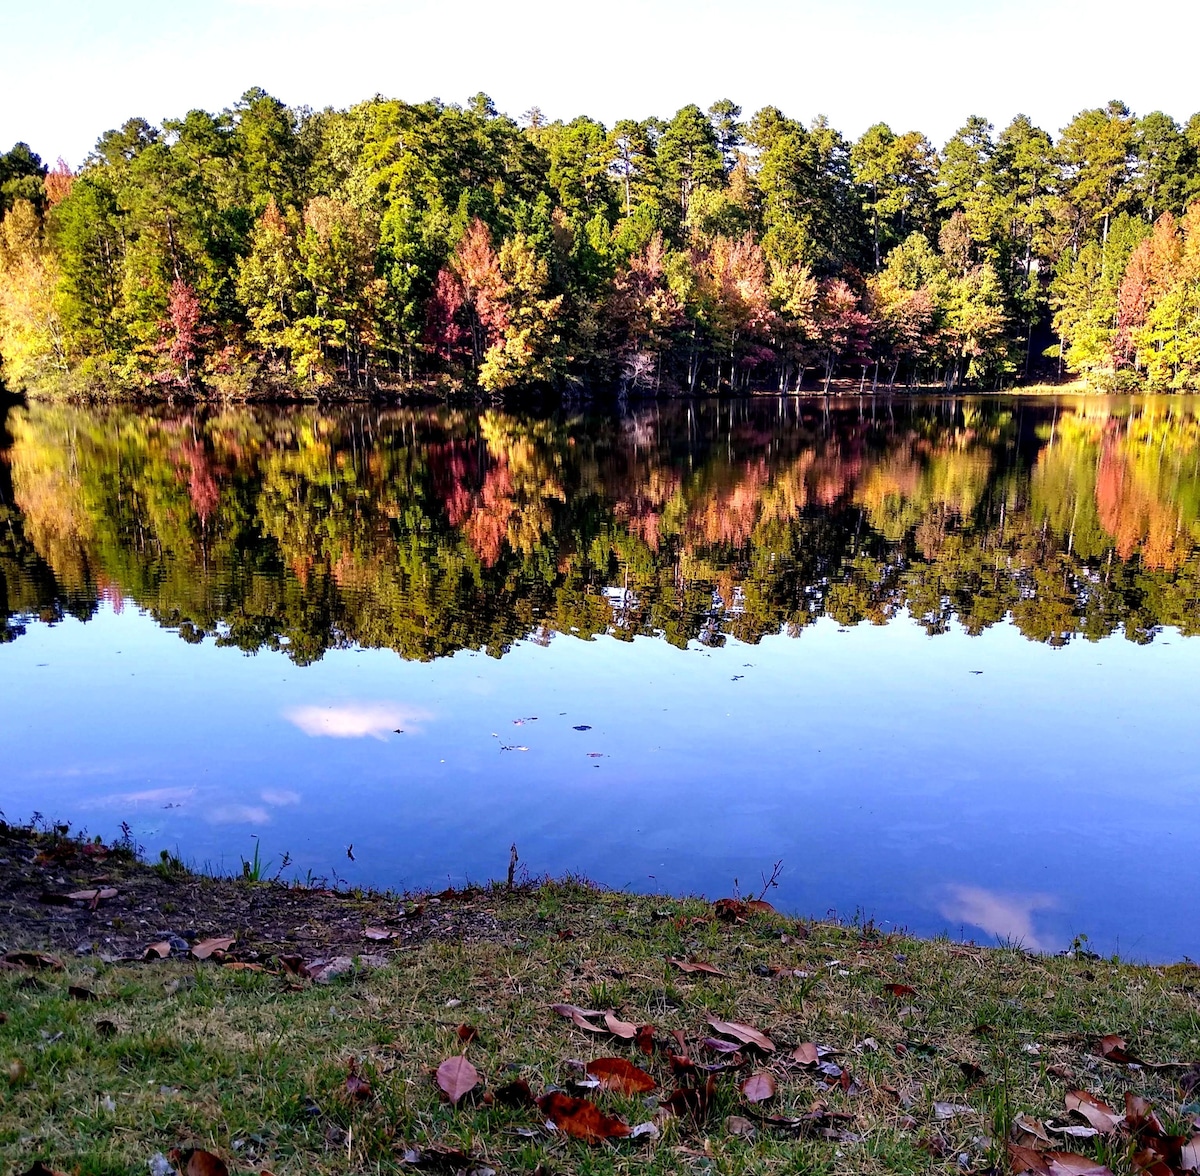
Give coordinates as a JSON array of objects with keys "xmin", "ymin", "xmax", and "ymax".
[
  {"xmin": 635, "ymin": 1024, "xmax": 656, "ymax": 1055},
  {"xmin": 884, "ymin": 983, "xmax": 917, "ymax": 998},
  {"xmin": 793, "ymin": 1042, "xmax": 819, "ymax": 1065},
  {"xmin": 669, "ymin": 1052, "xmax": 696, "ymax": 1075},
  {"xmin": 1065, "ymin": 1091, "xmax": 1123, "ymax": 1134},
  {"xmin": 436, "ymin": 1056, "xmax": 479, "ymax": 1104},
  {"xmin": 661, "ymin": 1074, "xmax": 717, "ymax": 1120},
  {"xmin": 668, "ymin": 958, "xmax": 726, "ymax": 976},
  {"xmin": 345, "ymin": 1058, "xmax": 372, "ymax": 1102},
  {"xmin": 1131, "ymin": 1147, "xmax": 1176, "ymax": 1176},
  {"xmin": 746, "ymin": 899, "xmax": 776, "ymax": 914},
  {"xmin": 494, "ymin": 1077, "xmax": 534, "ymax": 1107},
  {"xmin": 1124, "ymin": 1092, "xmax": 1165, "ymax": 1136},
  {"xmin": 604, "ymin": 1012, "xmax": 638, "ymax": 1039},
  {"xmin": 190, "ymin": 937, "xmax": 236, "ymax": 961},
  {"xmin": 1094, "ymin": 1034, "xmax": 1140, "ymax": 1064},
  {"xmin": 363, "ymin": 927, "xmax": 395, "ymax": 941},
  {"xmin": 702, "ymin": 1037, "xmax": 745, "ymax": 1054},
  {"xmin": 456, "ymin": 1023, "xmax": 478, "ymax": 1044},
  {"xmin": 587, "ymin": 1057, "xmax": 656, "ymax": 1095},
  {"xmin": 169, "ymin": 1149, "xmax": 230, "ymax": 1176},
  {"xmin": 537, "ymin": 1091, "xmax": 631, "ymax": 1141},
  {"xmin": 741, "ymin": 1072, "xmax": 776, "ymax": 1103},
  {"xmin": 1, "ymin": 952, "xmax": 64, "ymax": 971},
  {"xmin": 707, "ymin": 1017, "xmax": 775, "ymax": 1053},
  {"xmin": 714, "ymin": 898, "xmax": 748, "ymax": 921},
  {"xmin": 1008, "ymin": 1144, "xmax": 1051, "ymax": 1175}
]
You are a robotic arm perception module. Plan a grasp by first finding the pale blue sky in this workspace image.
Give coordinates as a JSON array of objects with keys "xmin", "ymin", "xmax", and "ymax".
[{"xmin": 2, "ymin": 0, "xmax": 1197, "ymax": 165}]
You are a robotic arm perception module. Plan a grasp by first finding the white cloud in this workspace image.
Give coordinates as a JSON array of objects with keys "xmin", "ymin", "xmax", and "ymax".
[
  {"xmin": 284, "ymin": 702, "xmax": 433, "ymax": 739},
  {"xmin": 260, "ymin": 788, "xmax": 301, "ymax": 806},
  {"xmin": 205, "ymin": 804, "xmax": 271, "ymax": 825},
  {"xmin": 938, "ymin": 884, "xmax": 1058, "ymax": 952}
]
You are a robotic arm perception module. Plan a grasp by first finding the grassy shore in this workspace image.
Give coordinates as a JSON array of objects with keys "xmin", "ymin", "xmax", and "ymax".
[{"xmin": 2, "ymin": 826, "xmax": 1199, "ymax": 1176}]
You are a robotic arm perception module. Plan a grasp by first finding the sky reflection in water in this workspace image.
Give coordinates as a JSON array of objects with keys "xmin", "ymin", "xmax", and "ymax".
[{"xmin": 2, "ymin": 395, "xmax": 1199, "ymax": 960}]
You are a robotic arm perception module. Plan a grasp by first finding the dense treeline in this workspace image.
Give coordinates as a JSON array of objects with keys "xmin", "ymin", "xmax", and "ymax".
[
  {"xmin": 4, "ymin": 398, "xmax": 1200, "ymax": 654},
  {"xmin": 1, "ymin": 92, "xmax": 1199, "ymax": 397}
]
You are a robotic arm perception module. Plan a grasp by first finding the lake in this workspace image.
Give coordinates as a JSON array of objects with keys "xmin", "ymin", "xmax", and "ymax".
[{"xmin": 2, "ymin": 394, "xmax": 1199, "ymax": 961}]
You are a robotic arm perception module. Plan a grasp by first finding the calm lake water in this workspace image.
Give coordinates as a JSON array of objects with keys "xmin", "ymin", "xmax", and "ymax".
[{"xmin": 2, "ymin": 394, "xmax": 1199, "ymax": 960}]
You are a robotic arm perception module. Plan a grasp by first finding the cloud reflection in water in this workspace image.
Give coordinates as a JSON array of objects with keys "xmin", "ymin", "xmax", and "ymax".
[
  {"xmin": 938, "ymin": 884, "xmax": 1058, "ymax": 951},
  {"xmin": 284, "ymin": 702, "xmax": 433, "ymax": 739}
]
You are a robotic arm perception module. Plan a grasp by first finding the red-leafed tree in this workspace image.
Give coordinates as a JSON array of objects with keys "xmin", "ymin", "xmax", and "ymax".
[
  {"xmin": 812, "ymin": 278, "xmax": 871, "ymax": 392},
  {"xmin": 157, "ymin": 279, "xmax": 207, "ymax": 385},
  {"xmin": 424, "ymin": 219, "xmax": 509, "ymax": 369},
  {"xmin": 43, "ymin": 159, "xmax": 74, "ymax": 207}
]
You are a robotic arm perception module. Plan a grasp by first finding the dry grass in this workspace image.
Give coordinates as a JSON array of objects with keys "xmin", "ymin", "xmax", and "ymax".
[{"xmin": 3, "ymin": 880, "xmax": 1200, "ymax": 1176}]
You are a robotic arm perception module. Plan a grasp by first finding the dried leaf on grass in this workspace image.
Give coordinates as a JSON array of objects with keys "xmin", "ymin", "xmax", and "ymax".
[
  {"xmin": 726, "ymin": 1114, "xmax": 757, "ymax": 1138},
  {"xmin": 170, "ymin": 1149, "xmax": 230, "ymax": 1176},
  {"xmin": 67, "ymin": 985, "xmax": 96, "ymax": 1001},
  {"xmin": 363, "ymin": 927, "xmax": 396, "ymax": 941},
  {"xmin": 1, "ymin": 952, "xmax": 63, "ymax": 971},
  {"xmin": 668, "ymin": 958, "xmax": 725, "ymax": 976},
  {"xmin": 494, "ymin": 1078, "xmax": 535, "ymax": 1107},
  {"xmin": 436, "ymin": 1056, "xmax": 479, "ymax": 1104},
  {"xmin": 603, "ymin": 1012, "xmax": 638, "ymax": 1039},
  {"xmin": 586, "ymin": 1057, "xmax": 656, "ymax": 1095},
  {"xmin": 345, "ymin": 1058, "xmax": 372, "ymax": 1102},
  {"xmin": 741, "ymin": 1072, "xmax": 776, "ymax": 1103},
  {"xmin": 19, "ymin": 1164, "xmax": 70, "ymax": 1176},
  {"xmin": 1065, "ymin": 1090, "xmax": 1123, "ymax": 1134},
  {"xmin": 538, "ymin": 1091, "xmax": 631, "ymax": 1141},
  {"xmin": 143, "ymin": 942, "xmax": 171, "ymax": 960},
  {"xmin": 661, "ymin": 1074, "xmax": 717, "ymax": 1121},
  {"xmin": 707, "ymin": 1017, "xmax": 775, "ymax": 1052},
  {"xmin": 190, "ymin": 937, "xmax": 236, "ymax": 961},
  {"xmin": 1008, "ymin": 1143, "xmax": 1115, "ymax": 1176}
]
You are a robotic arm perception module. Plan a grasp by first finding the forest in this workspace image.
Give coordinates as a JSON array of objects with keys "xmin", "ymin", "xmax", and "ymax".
[
  {"xmin": 0, "ymin": 91, "xmax": 1199, "ymax": 397},
  {"xmin": 4, "ymin": 398, "xmax": 1199, "ymax": 657}
]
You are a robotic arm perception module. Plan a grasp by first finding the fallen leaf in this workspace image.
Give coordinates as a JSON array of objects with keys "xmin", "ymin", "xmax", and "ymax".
[
  {"xmin": 1008, "ymin": 1144, "xmax": 1051, "ymax": 1175},
  {"xmin": 1045, "ymin": 1154, "xmax": 1116, "ymax": 1176},
  {"xmin": 635, "ymin": 1024, "xmax": 656, "ymax": 1055},
  {"xmin": 456, "ymin": 1023, "xmax": 478, "ymax": 1044},
  {"xmin": 629, "ymin": 1121, "xmax": 659, "ymax": 1140},
  {"xmin": 1094, "ymin": 1034, "xmax": 1140, "ymax": 1065},
  {"xmin": 345, "ymin": 1058, "xmax": 372, "ymax": 1102},
  {"xmin": 171, "ymin": 1149, "xmax": 229, "ymax": 1176},
  {"xmin": 1014, "ymin": 1114, "xmax": 1051, "ymax": 1143},
  {"xmin": 68, "ymin": 985, "xmax": 97, "ymax": 1001},
  {"xmin": 726, "ymin": 1114, "xmax": 757, "ymax": 1138},
  {"xmin": 363, "ymin": 927, "xmax": 395, "ymax": 941},
  {"xmin": 1, "ymin": 951, "xmax": 63, "ymax": 971},
  {"xmin": 143, "ymin": 942, "xmax": 171, "ymax": 960},
  {"xmin": 494, "ymin": 1077, "xmax": 535, "ymax": 1107},
  {"xmin": 222, "ymin": 962, "xmax": 266, "ymax": 973},
  {"xmin": 550, "ymin": 1003, "xmax": 607, "ymax": 1032},
  {"xmin": 586, "ymin": 1057, "xmax": 656, "ymax": 1095},
  {"xmin": 1123, "ymin": 1092, "xmax": 1165, "ymax": 1137},
  {"xmin": 94, "ymin": 1020, "xmax": 118, "ymax": 1037},
  {"xmin": 436, "ymin": 1056, "xmax": 479, "ymax": 1104},
  {"xmin": 1179, "ymin": 1136, "xmax": 1200, "ymax": 1171},
  {"xmin": 603, "ymin": 1012, "xmax": 638, "ymax": 1039},
  {"xmin": 18, "ymin": 1164, "xmax": 69, "ymax": 1176},
  {"xmin": 190, "ymin": 937, "xmax": 236, "ymax": 961},
  {"xmin": 885, "ymin": 983, "xmax": 917, "ymax": 997},
  {"xmin": 538, "ymin": 1091, "xmax": 631, "ymax": 1141},
  {"xmin": 67, "ymin": 888, "xmax": 117, "ymax": 904},
  {"xmin": 668, "ymin": 958, "xmax": 725, "ymax": 976},
  {"xmin": 707, "ymin": 1017, "xmax": 775, "ymax": 1053},
  {"xmin": 933, "ymin": 1102, "xmax": 975, "ymax": 1120},
  {"xmin": 1065, "ymin": 1090, "xmax": 1123, "ymax": 1134},
  {"xmin": 714, "ymin": 898, "xmax": 748, "ymax": 921},
  {"xmin": 661, "ymin": 1074, "xmax": 717, "ymax": 1121},
  {"xmin": 278, "ymin": 955, "xmax": 310, "ymax": 978},
  {"xmin": 746, "ymin": 900, "xmax": 776, "ymax": 914},
  {"xmin": 741, "ymin": 1072, "xmax": 776, "ymax": 1102},
  {"xmin": 959, "ymin": 1061, "xmax": 987, "ymax": 1085},
  {"xmin": 793, "ymin": 1042, "xmax": 820, "ymax": 1065},
  {"xmin": 702, "ymin": 1036, "xmax": 745, "ymax": 1054}
]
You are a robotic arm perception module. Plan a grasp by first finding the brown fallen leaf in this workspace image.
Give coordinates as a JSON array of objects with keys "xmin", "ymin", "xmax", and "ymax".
[
  {"xmin": 345, "ymin": 1057, "xmax": 372, "ymax": 1102},
  {"xmin": 538, "ymin": 1091, "xmax": 631, "ymax": 1141},
  {"xmin": 1014, "ymin": 1113, "xmax": 1051, "ymax": 1144},
  {"xmin": 959, "ymin": 1060, "xmax": 987, "ymax": 1085},
  {"xmin": 713, "ymin": 898, "xmax": 748, "ymax": 921},
  {"xmin": 363, "ymin": 927, "xmax": 395, "ymax": 941},
  {"xmin": 793, "ymin": 1042, "xmax": 820, "ymax": 1065},
  {"xmin": 707, "ymin": 1017, "xmax": 775, "ymax": 1053},
  {"xmin": 586, "ymin": 1057, "xmax": 656, "ymax": 1095},
  {"xmin": 635, "ymin": 1024, "xmax": 656, "ymax": 1055},
  {"xmin": 746, "ymin": 899, "xmax": 776, "ymax": 914},
  {"xmin": 726, "ymin": 1114, "xmax": 757, "ymax": 1138},
  {"xmin": 1094, "ymin": 1034, "xmax": 1140, "ymax": 1064},
  {"xmin": 550, "ymin": 1003, "xmax": 607, "ymax": 1032},
  {"xmin": 494, "ymin": 1077, "xmax": 535, "ymax": 1107},
  {"xmin": 171, "ymin": 1149, "xmax": 230, "ymax": 1176},
  {"xmin": 19, "ymin": 1164, "xmax": 70, "ymax": 1176},
  {"xmin": 143, "ymin": 942, "xmax": 171, "ymax": 960},
  {"xmin": 456, "ymin": 1023, "xmax": 478, "ymax": 1044},
  {"xmin": 68, "ymin": 985, "xmax": 97, "ymax": 1002},
  {"xmin": 668, "ymin": 958, "xmax": 725, "ymax": 976},
  {"xmin": 1124, "ymin": 1092, "xmax": 1165, "ymax": 1137},
  {"xmin": 278, "ymin": 955, "xmax": 310, "ymax": 978},
  {"xmin": 661, "ymin": 1074, "xmax": 717, "ymax": 1121},
  {"xmin": 1, "ymin": 951, "xmax": 64, "ymax": 971},
  {"xmin": 884, "ymin": 983, "xmax": 917, "ymax": 998},
  {"xmin": 1065, "ymin": 1090, "xmax": 1123, "ymax": 1134},
  {"xmin": 222, "ymin": 962, "xmax": 266, "ymax": 973},
  {"xmin": 94, "ymin": 1020, "xmax": 118, "ymax": 1037},
  {"xmin": 190, "ymin": 937, "xmax": 236, "ymax": 961},
  {"xmin": 436, "ymin": 1055, "xmax": 479, "ymax": 1104},
  {"xmin": 741, "ymin": 1072, "xmax": 776, "ymax": 1103},
  {"xmin": 603, "ymin": 1012, "xmax": 638, "ymax": 1039}
]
